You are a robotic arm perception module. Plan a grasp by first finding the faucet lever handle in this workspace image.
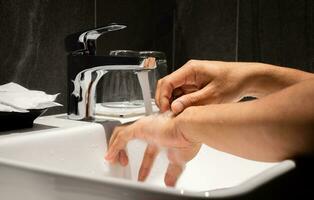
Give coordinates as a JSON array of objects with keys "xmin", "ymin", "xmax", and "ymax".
[{"xmin": 78, "ymin": 23, "xmax": 126, "ymax": 55}]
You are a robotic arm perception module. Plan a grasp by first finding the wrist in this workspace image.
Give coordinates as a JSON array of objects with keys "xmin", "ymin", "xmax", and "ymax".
[
  {"xmin": 174, "ymin": 106, "xmax": 198, "ymax": 144},
  {"xmin": 174, "ymin": 106, "xmax": 212, "ymax": 144}
]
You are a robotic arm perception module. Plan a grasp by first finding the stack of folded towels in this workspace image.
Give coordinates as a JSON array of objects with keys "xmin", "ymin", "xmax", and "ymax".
[{"xmin": 0, "ymin": 82, "xmax": 61, "ymax": 113}]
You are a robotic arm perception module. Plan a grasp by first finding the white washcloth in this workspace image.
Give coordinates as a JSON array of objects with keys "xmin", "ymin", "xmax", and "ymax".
[
  {"xmin": 0, "ymin": 103, "xmax": 28, "ymax": 113},
  {"xmin": 0, "ymin": 82, "xmax": 62, "ymax": 112}
]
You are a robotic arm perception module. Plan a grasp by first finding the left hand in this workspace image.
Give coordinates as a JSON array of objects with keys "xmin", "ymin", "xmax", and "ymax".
[{"xmin": 105, "ymin": 112, "xmax": 201, "ymax": 187}]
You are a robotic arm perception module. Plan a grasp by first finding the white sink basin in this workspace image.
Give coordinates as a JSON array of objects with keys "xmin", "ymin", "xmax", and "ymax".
[{"xmin": 0, "ymin": 114, "xmax": 295, "ymax": 199}]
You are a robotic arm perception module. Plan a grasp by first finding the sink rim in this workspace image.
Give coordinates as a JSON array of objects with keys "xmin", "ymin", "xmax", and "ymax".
[
  {"xmin": 0, "ymin": 114, "xmax": 296, "ymax": 198},
  {"xmin": 0, "ymin": 156, "xmax": 203, "ymax": 197},
  {"xmin": 0, "ymin": 151, "xmax": 296, "ymax": 198}
]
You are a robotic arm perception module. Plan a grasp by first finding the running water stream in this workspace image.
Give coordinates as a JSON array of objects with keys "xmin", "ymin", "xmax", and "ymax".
[{"xmin": 136, "ymin": 70, "xmax": 153, "ymax": 115}]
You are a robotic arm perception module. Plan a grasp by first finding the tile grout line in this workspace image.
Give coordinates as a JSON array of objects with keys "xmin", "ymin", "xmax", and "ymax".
[
  {"xmin": 235, "ymin": 0, "xmax": 240, "ymax": 62},
  {"xmin": 94, "ymin": 0, "xmax": 97, "ymax": 28},
  {"xmin": 172, "ymin": 7, "xmax": 176, "ymax": 71}
]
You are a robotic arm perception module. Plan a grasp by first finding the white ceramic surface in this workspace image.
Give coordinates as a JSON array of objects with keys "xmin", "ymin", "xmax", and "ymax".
[{"xmin": 0, "ymin": 115, "xmax": 295, "ymax": 199}]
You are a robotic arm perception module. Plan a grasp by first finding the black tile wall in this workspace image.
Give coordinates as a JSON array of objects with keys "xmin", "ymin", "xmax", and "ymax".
[
  {"xmin": 238, "ymin": 0, "xmax": 314, "ymax": 72},
  {"xmin": 174, "ymin": 0, "xmax": 238, "ymax": 68},
  {"xmin": 96, "ymin": 0, "xmax": 175, "ymax": 68},
  {"xmin": 0, "ymin": 0, "xmax": 313, "ymax": 115},
  {"xmin": 95, "ymin": 0, "xmax": 175, "ymax": 102},
  {"xmin": 0, "ymin": 0, "xmax": 94, "ymax": 114}
]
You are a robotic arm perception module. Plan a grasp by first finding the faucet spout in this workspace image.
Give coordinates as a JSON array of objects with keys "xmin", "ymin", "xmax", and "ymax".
[
  {"xmin": 66, "ymin": 24, "xmax": 158, "ymax": 120},
  {"xmin": 79, "ymin": 24, "xmax": 126, "ymax": 55},
  {"xmin": 68, "ymin": 57, "xmax": 156, "ymax": 120}
]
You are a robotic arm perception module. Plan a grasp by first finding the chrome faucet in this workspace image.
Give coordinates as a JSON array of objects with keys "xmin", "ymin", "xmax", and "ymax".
[{"xmin": 65, "ymin": 24, "xmax": 157, "ymax": 120}]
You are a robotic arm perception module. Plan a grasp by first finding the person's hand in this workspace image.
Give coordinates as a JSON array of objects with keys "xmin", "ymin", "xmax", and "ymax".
[
  {"xmin": 155, "ymin": 60, "xmax": 313, "ymax": 114},
  {"xmin": 155, "ymin": 60, "xmax": 258, "ymax": 114},
  {"xmin": 105, "ymin": 112, "xmax": 201, "ymax": 187}
]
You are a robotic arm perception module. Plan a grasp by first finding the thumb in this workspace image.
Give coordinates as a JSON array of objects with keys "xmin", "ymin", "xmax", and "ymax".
[{"xmin": 171, "ymin": 88, "xmax": 208, "ymax": 114}]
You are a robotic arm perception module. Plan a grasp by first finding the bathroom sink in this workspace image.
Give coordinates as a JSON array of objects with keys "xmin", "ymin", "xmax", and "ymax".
[{"xmin": 0, "ymin": 114, "xmax": 295, "ymax": 200}]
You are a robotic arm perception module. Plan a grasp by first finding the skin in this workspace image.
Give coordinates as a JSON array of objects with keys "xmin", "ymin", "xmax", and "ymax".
[
  {"xmin": 156, "ymin": 60, "xmax": 314, "ymax": 114},
  {"xmin": 105, "ymin": 60, "xmax": 314, "ymax": 187}
]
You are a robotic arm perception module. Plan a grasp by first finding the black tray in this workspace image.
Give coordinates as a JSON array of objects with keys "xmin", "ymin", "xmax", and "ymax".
[{"xmin": 0, "ymin": 109, "xmax": 47, "ymax": 132}]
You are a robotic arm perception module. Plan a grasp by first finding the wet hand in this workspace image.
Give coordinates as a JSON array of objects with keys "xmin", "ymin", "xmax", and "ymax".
[
  {"xmin": 155, "ymin": 60, "xmax": 255, "ymax": 114},
  {"xmin": 105, "ymin": 112, "xmax": 201, "ymax": 187}
]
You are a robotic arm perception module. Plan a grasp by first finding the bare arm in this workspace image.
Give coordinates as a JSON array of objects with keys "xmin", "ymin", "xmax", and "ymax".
[
  {"xmin": 156, "ymin": 60, "xmax": 313, "ymax": 114},
  {"xmin": 176, "ymin": 78, "xmax": 314, "ymax": 162},
  {"xmin": 106, "ymin": 62, "xmax": 314, "ymax": 186}
]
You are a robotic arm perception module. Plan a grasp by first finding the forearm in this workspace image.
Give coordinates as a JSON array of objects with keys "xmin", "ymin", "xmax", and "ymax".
[
  {"xmin": 176, "ymin": 78, "xmax": 314, "ymax": 162},
  {"xmin": 239, "ymin": 62, "xmax": 314, "ymax": 98}
]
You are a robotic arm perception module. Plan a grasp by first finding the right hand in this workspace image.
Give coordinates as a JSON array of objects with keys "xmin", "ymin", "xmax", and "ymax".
[{"xmin": 155, "ymin": 60, "xmax": 253, "ymax": 114}]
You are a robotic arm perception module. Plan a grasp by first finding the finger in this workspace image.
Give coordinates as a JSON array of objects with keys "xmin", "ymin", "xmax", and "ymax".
[
  {"xmin": 164, "ymin": 163, "xmax": 184, "ymax": 187},
  {"xmin": 105, "ymin": 140, "xmax": 123, "ymax": 162},
  {"xmin": 171, "ymin": 85, "xmax": 199, "ymax": 106},
  {"xmin": 106, "ymin": 121, "xmax": 145, "ymax": 163},
  {"xmin": 109, "ymin": 128, "xmax": 119, "ymax": 147},
  {"xmin": 105, "ymin": 131, "xmax": 131, "ymax": 162},
  {"xmin": 105, "ymin": 128, "xmax": 119, "ymax": 161},
  {"xmin": 172, "ymin": 88, "xmax": 184, "ymax": 99},
  {"xmin": 156, "ymin": 78, "xmax": 172, "ymax": 112},
  {"xmin": 171, "ymin": 85, "xmax": 214, "ymax": 114},
  {"xmin": 108, "ymin": 125, "xmax": 127, "ymax": 147},
  {"xmin": 111, "ymin": 151, "xmax": 120, "ymax": 164},
  {"xmin": 119, "ymin": 150, "xmax": 129, "ymax": 166},
  {"xmin": 155, "ymin": 79, "xmax": 162, "ymax": 108},
  {"xmin": 105, "ymin": 129, "xmax": 121, "ymax": 162},
  {"xmin": 138, "ymin": 144, "xmax": 159, "ymax": 181},
  {"xmin": 179, "ymin": 84, "xmax": 200, "ymax": 94},
  {"xmin": 156, "ymin": 61, "xmax": 197, "ymax": 112}
]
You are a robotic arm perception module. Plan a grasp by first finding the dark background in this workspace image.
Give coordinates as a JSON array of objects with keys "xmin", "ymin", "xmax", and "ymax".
[
  {"xmin": 0, "ymin": 0, "xmax": 313, "ymax": 114},
  {"xmin": 0, "ymin": 1, "xmax": 313, "ymax": 198}
]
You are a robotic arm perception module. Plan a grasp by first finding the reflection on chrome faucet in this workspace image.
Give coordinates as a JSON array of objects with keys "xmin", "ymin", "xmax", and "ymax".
[
  {"xmin": 70, "ymin": 60, "xmax": 156, "ymax": 120},
  {"xmin": 65, "ymin": 24, "xmax": 156, "ymax": 120}
]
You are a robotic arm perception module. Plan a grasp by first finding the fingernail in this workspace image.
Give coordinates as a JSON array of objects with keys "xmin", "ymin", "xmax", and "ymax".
[
  {"xmin": 138, "ymin": 174, "xmax": 145, "ymax": 182},
  {"xmin": 165, "ymin": 175, "xmax": 176, "ymax": 187},
  {"xmin": 172, "ymin": 101, "xmax": 184, "ymax": 113},
  {"xmin": 138, "ymin": 169, "xmax": 147, "ymax": 181},
  {"xmin": 138, "ymin": 171, "xmax": 143, "ymax": 181},
  {"xmin": 161, "ymin": 98, "xmax": 170, "ymax": 112}
]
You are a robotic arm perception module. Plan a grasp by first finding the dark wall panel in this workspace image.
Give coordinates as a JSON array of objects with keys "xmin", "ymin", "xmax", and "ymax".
[
  {"xmin": 174, "ymin": 0, "xmax": 237, "ymax": 68},
  {"xmin": 0, "ymin": 0, "xmax": 94, "ymax": 114},
  {"xmin": 0, "ymin": 0, "xmax": 312, "ymax": 115},
  {"xmin": 95, "ymin": 0, "xmax": 175, "ymax": 103},
  {"xmin": 96, "ymin": 0, "xmax": 175, "ymax": 68},
  {"xmin": 238, "ymin": 0, "xmax": 314, "ymax": 72}
]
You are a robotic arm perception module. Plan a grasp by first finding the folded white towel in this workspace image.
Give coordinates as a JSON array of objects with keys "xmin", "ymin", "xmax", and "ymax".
[
  {"xmin": 0, "ymin": 82, "xmax": 62, "ymax": 112},
  {"xmin": 0, "ymin": 82, "xmax": 29, "ymax": 92},
  {"xmin": 0, "ymin": 103, "xmax": 28, "ymax": 113}
]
